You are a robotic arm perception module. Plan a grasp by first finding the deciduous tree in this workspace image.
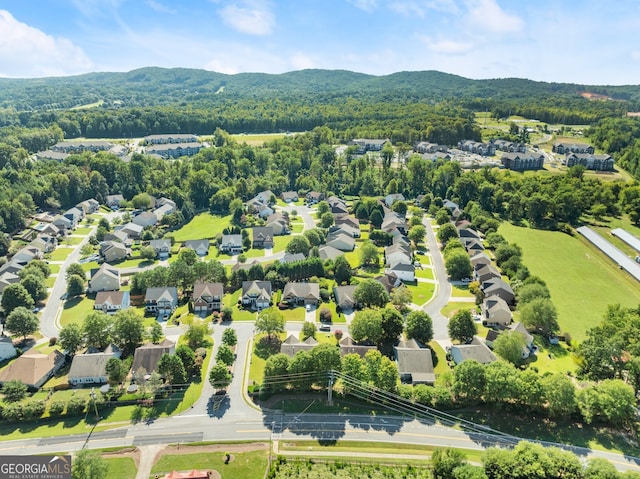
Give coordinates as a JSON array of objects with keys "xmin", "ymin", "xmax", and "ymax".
[
  {"xmin": 5, "ymin": 306, "xmax": 39, "ymax": 340},
  {"xmin": 405, "ymin": 310, "xmax": 434, "ymax": 345},
  {"xmin": 448, "ymin": 309, "xmax": 476, "ymax": 344}
]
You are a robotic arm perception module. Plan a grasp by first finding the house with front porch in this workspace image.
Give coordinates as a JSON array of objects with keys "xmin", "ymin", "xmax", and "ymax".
[
  {"xmin": 220, "ymin": 234, "xmax": 243, "ymax": 254},
  {"xmin": 94, "ymin": 291, "xmax": 130, "ymax": 314},
  {"xmin": 145, "ymin": 287, "xmax": 179, "ymax": 315},
  {"xmin": 192, "ymin": 282, "xmax": 224, "ymax": 314},
  {"xmin": 282, "ymin": 282, "xmax": 320, "ymax": 307},
  {"xmin": 241, "ymin": 281, "xmax": 272, "ymax": 310},
  {"xmin": 88, "ymin": 263, "xmax": 120, "ymax": 292}
]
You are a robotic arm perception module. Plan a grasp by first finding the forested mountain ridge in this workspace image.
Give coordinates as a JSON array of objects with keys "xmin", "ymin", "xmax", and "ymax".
[{"xmin": 1, "ymin": 67, "xmax": 639, "ymax": 111}]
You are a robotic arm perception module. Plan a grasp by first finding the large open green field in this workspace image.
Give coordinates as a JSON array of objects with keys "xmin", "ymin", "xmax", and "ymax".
[
  {"xmin": 169, "ymin": 213, "xmax": 232, "ymax": 242},
  {"xmin": 499, "ymin": 223, "xmax": 640, "ymax": 341}
]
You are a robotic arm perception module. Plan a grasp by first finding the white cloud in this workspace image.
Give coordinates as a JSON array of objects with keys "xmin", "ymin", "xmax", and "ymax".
[
  {"xmin": 420, "ymin": 36, "xmax": 474, "ymax": 54},
  {"xmin": 70, "ymin": 0, "xmax": 124, "ymax": 18},
  {"xmin": 463, "ymin": 0, "xmax": 523, "ymax": 34},
  {"xmin": 290, "ymin": 53, "xmax": 315, "ymax": 71},
  {"xmin": 389, "ymin": 0, "xmax": 459, "ymax": 17},
  {"xmin": 145, "ymin": 0, "xmax": 176, "ymax": 14},
  {"xmin": 348, "ymin": 0, "xmax": 379, "ymax": 12},
  {"xmin": 218, "ymin": 1, "xmax": 275, "ymax": 35},
  {"xmin": 0, "ymin": 10, "xmax": 92, "ymax": 77}
]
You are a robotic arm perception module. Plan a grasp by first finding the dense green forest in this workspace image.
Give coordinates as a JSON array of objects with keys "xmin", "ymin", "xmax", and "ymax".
[{"xmin": 0, "ymin": 68, "xmax": 635, "ymax": 139}]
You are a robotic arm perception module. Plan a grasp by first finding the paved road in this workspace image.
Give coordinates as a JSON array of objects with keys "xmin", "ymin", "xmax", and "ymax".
[{"xmin": 422, "ymin": 218, "xmax": 452, "ymax": 348}]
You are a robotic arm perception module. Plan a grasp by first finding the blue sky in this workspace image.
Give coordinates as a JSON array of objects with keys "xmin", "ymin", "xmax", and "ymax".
[{"xmin": 0, "ymin": 0, "xmax": 639, "ymax": 84}]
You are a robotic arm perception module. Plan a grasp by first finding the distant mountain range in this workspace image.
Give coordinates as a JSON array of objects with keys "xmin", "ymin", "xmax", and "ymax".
[{"xmin": 0, "ymin": 67, "xmax": 639, "ymax": 112}]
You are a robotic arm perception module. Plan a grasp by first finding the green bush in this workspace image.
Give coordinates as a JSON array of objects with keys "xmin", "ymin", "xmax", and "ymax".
[
  {"xmin": 48, "ymin": 400, "xmax": 65, "ymax": 416},
  {"xmin": 66, "ymin": 396, "xmax": 87, "ymax": 415},
  {"xmin": 22, "ymin": 400, "xmax": 46, "ymax": 420}
]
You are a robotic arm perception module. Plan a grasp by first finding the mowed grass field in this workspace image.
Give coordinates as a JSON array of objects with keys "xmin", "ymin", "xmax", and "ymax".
[
  {"xmin": 169, "ymin": 213, "xmax": 231, "ymax": 242},
  {"xmin": 499, "ymin": 223, "xmax": 640, "ymax": 341}
]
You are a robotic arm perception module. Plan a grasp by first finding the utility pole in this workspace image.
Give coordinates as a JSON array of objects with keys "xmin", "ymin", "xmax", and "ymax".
[
  {"xmin": 90, "ymin": 388, "xmax": 100, "ymax": 421},
  {"xmin": 327, "ymin": 371, "xmax": 333, "ymax": 406}
]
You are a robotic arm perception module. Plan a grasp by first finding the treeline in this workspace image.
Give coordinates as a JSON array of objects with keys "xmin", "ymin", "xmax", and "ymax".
[
  {"xmin": 588, "ymin": 116, "xmax": 640, "ymax": 178},
  {"xmin": 0, "ymin": 124, "xmax": 639, "ymax": 239}
]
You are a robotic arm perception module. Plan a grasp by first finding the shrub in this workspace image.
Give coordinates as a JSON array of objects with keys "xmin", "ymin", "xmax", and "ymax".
[
  {"xmin": 49, "ymin": 337, "xmax": 57, "ymax": 346},
  {"xmin": 48, "ymin": 400, "xmax": 65, "ymax": 417},
  {"xmin": 319, "ymin": 308, "xmax": 332, "ymax": 322},
  {"xmin": 66, "ymin": 396, "xmax": 87, "ymax": 415},
  {"xmin": 22, "ymin": 400, "xmax": 46, "ymax": 420},
  {"xmin": 2, "ymin": 403, "xmax": 22, "ymax": 421}
]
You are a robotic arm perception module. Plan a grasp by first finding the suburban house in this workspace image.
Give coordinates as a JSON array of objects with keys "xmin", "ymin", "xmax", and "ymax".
[
  {"xmin": 149, "ymin": 239, "xmax": 172, "ymax": 259},
  {"xmin": 106, "ymin": 194, "xmax": 125, "ymax": 209},
  {"xmin": 486, "ymin": 322, "xmax": 534, "ymax": 359},
  {"xmin": 131, "ymin": 339, "xmax": 176, "ymax": 377},
  {"xmin": 394, "ymin": 339, "xmax": 435, "ymax": 385},
  {"xmin": 0, "ymin": 271, "xmax": 20, "ymax": 295},
  {"xmin": 52, "ymin": 214, "xmax": 73, "ymax": 232},
  {"xmin": 318, "ymin": 245, "xmax": 344, "ymax": 261},
  {"xmin": 30, "ymin": 234, "xmax": 57, "ymax": 254},
  {"xmin": 255, "ymin": 190, "xmax": 275, "ymax": 205},
  {"xmin": 246, "ymin": 199, "xmax": 274, "ymax": 219},
  {"xmin": 334, "ymin": 214, "xmax": 360, "ymax": 230},
  {"xmin": 282, "ymin": 282, "xmax": 320, "ymax": 307},
  {"xmin": 482, "ymin": 295, "xmax": 512, "ymax": 326},
  {"xmin": 184, "ymin": 239, "xmax": 210, "ymax": 257},
  {"xmin": 552, "ymin": 142, "xmax": 594, "ymax": 155},
  {"xmin": 76, "ymin": 198, "xmax": 100, "ymax": 215},
  {"xmin": 145, "ymin": 287, "xmax": 179, "ymax": 315},
  {"xmin": 326, "ymin": 231, "xmax": 355, "ymax": 252},
  {"xmin": 88, "ymin": 263, "xmax": 120, "ymax": 292},
  {"xmin": 100, "ymin": 241, "xmax": 130, "ymax": 263},
  {"xmin": 220, "ymin": 234, "xmax": 243, "ymax": 254},
  {"xmin": 381, "ymin": 212, "xmax": 407, "ymax": 235},
  {"xmin": 104, "ymin": 230, "xmax": 131, "ymax": 246},
  {"xmin": 566, "ymin": 153, "xmax": 614, "ymax": 171},
  {"xmin": 62, "ymin": 207, "xmax": 83, "ymax": 229},
  {"xmin": 306, "ymin": 191, "xmax": 324, "ymax": 204},
  {"xmin": 266, "ymin": 213, "xmax": 290, "ymax": 235},
  {"xmin": 501, "ymin": 152, "xmax": 544, "ymax": 171},
  {"xmin": 32, "ymin": 222, "xmax": 60, "ymax": 237},
  {"xmin": 281, "ymin": 191, "xmax": 298, "ymax": 203},
  {"xmin": 192, "ymin": 282, "xmax": 224, "ymax": 314},
  {"xmin": 329, "ymin": 201, "xmax": 349, "ymax": 215},
  {"xmin": 470, "ymin": 252, "xmax": 492, "ymax": 268},
  {"xmin": 415, "ymin": 142, "xmax": 448, "ymax": 154},
  {"xmin": 0, "ymin": 336, "xmax": 17, "ymax": 362},
  {"xmin": 241, "ymin": 281, "xmax": 272, "ymax": 310},
  {"xmin": 94, "ymin": 290, "xmax": 130, "ymax": 314},
  {"xmin": 386, "ymin": 261, "xmax": 416, "ymax": 282},
  {"xmin": 132, "ymin": 211, "xmax": 158, "ymax": 228},
  {"xmin": 68, "ymin": 344, "xmax": 121, "ymax": 385},
  {"xmin": 385, "ymin": 193, "xmax": 405, "ymax": 208},
  {"xmin": 450, "ymin": 337, "xmax": 497, "ymax": 365},
  {"xmin": 482, "ymin": 278, "xmax": 515, "ymax": 304},
  {"xmin": 281, "ymin": 252, "xmax": 306, "ymax": 264},
  {"xmin": 280, "ymin": 335, "xmax": 318, "ymax": 357},
  {"xmin": 153, "ymin": 203, "xmax": 175, "ymax": 221},
  {"xmin": 375, "ymin": 272, "xmax": 402, "ymax": 293},
  {"xmin": 118, "ymin": 222, "xmax": 144, "ymax": 239},
  {"xmin": 333, "ymin": 285, "xmax": 358, "ymax": 311},
  {"xmin": 329, "ymin": 223, "xmax": 360, "ymax": 239},
  {"xmin": 252, "ymin": 227, "xmax": 274, "ymax": 249},
  {"xmin": 0, "ymin": 350, "xmax": 65, "ymax": 389},
  {"xmin": 474, "ymin": 263, "xmax": 502, "ymax": 284},
  {"xmin": 339, "ymin": 336, "xmax": 377, "ymax": 357}
]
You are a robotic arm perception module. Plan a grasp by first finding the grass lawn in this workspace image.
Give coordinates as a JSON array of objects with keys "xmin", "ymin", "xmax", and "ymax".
[
  {"xmin": 499, "ymin": 222, "xmax": 640, "ymax": 341},
  {"xmin": 74, "ymin": 227, "xmax": 93, "ymax": 235},
  {"xmin": 280, "ymin": 307, "xmax": 305, "ymax": 322},
  {"xmin": 60, "ymin": 296, "xmax": 96, "ymax": 327},
  {"xmin": 48, "ymin": 263, "xmax": 61, "ymax": 274},
  {"xmin": 527, "ymin": 336, "xmax": 578, "ymax": 375},
  {"xmin": 415, "ymin": 267, "xmax": 435, "ymax": 280},
  {"xmin": 249, "ymin": 333, "xmax": 287, "ymax": 384},
  {"xmin": 415, "ymin": 253, "xmax": 431, "ymax": 265},
  {"xmin": 290, "ymin": 222, "xmax": 304, "ymax": 233},
  {"xmin": 429, "ymin": 341, "xmax": 449, "ymax": 376},
  {"xmin": 49, "ymin": 247, "xmax": 74, "ymax": 261},
  {"xmin": 61, "ymin": 236, "xmax": 83, "ymax": 246},
  {"xmin": 316, "ymin": 301, "xmax": 347, "ymax": 324},
  {"xmin": 103, "ymin": 457, "xmax": 136, "ymax": 479},
  {"xmin": 231, "ymin": 132, "xmax": 288, "ymax": 145},
  {"xmin": 223, "ymin": 290, "xmax": 256, "ymax": 321},
  {"xmin": 405, "ymin": 281, "xmax": 435, "ymax": 306},
  {"xmin": 46, "ymin": 276, "xmax": 56, "ymax": 288},
  {"xmin": 150, "ymin": 449, "xmax": 268, "ymax": 479},
  {"xmin": 273, "ymin": 235, "xmax": 293, "ymax": 253},
  {"xmin": 441, "ymin": 302, "xmax": 476, "ymax": 318},
  {"xmin": 169, "ymin": 213, "xmax": 232, "ymax": 242},
  {"xmin": 81, "ymin": 260, "xmax": 100, "ymax": 272},
  {"xmin": 450, "ymin": 284, "xmax": 474, "ymax": 298}
]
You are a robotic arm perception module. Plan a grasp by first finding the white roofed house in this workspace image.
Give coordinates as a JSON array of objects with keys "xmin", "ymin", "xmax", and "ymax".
[
  {"xmin": 241, "ymin": 281, "xmax": 272, "ymax": 311},
  {"xmin": 450, "ymin": 337, "xmax": 497, "ymax": 365},
  {"xmin": 94, "ymin": 290, "xmax": 130, "ymax": 314},
  {"xmin": 118, "ymin": 222, "xmax": 144, "ymax": 240},
  {"xmin": 220, "ymin": 234, "xmax": 243, "ymax": 254},
  {"xmin": 88, "ymin": 263, "xmax": 120, "ymax": 293},
  {"xmin": 132, "ymin": 211, "xmax": 158, "ymax": 228}
]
